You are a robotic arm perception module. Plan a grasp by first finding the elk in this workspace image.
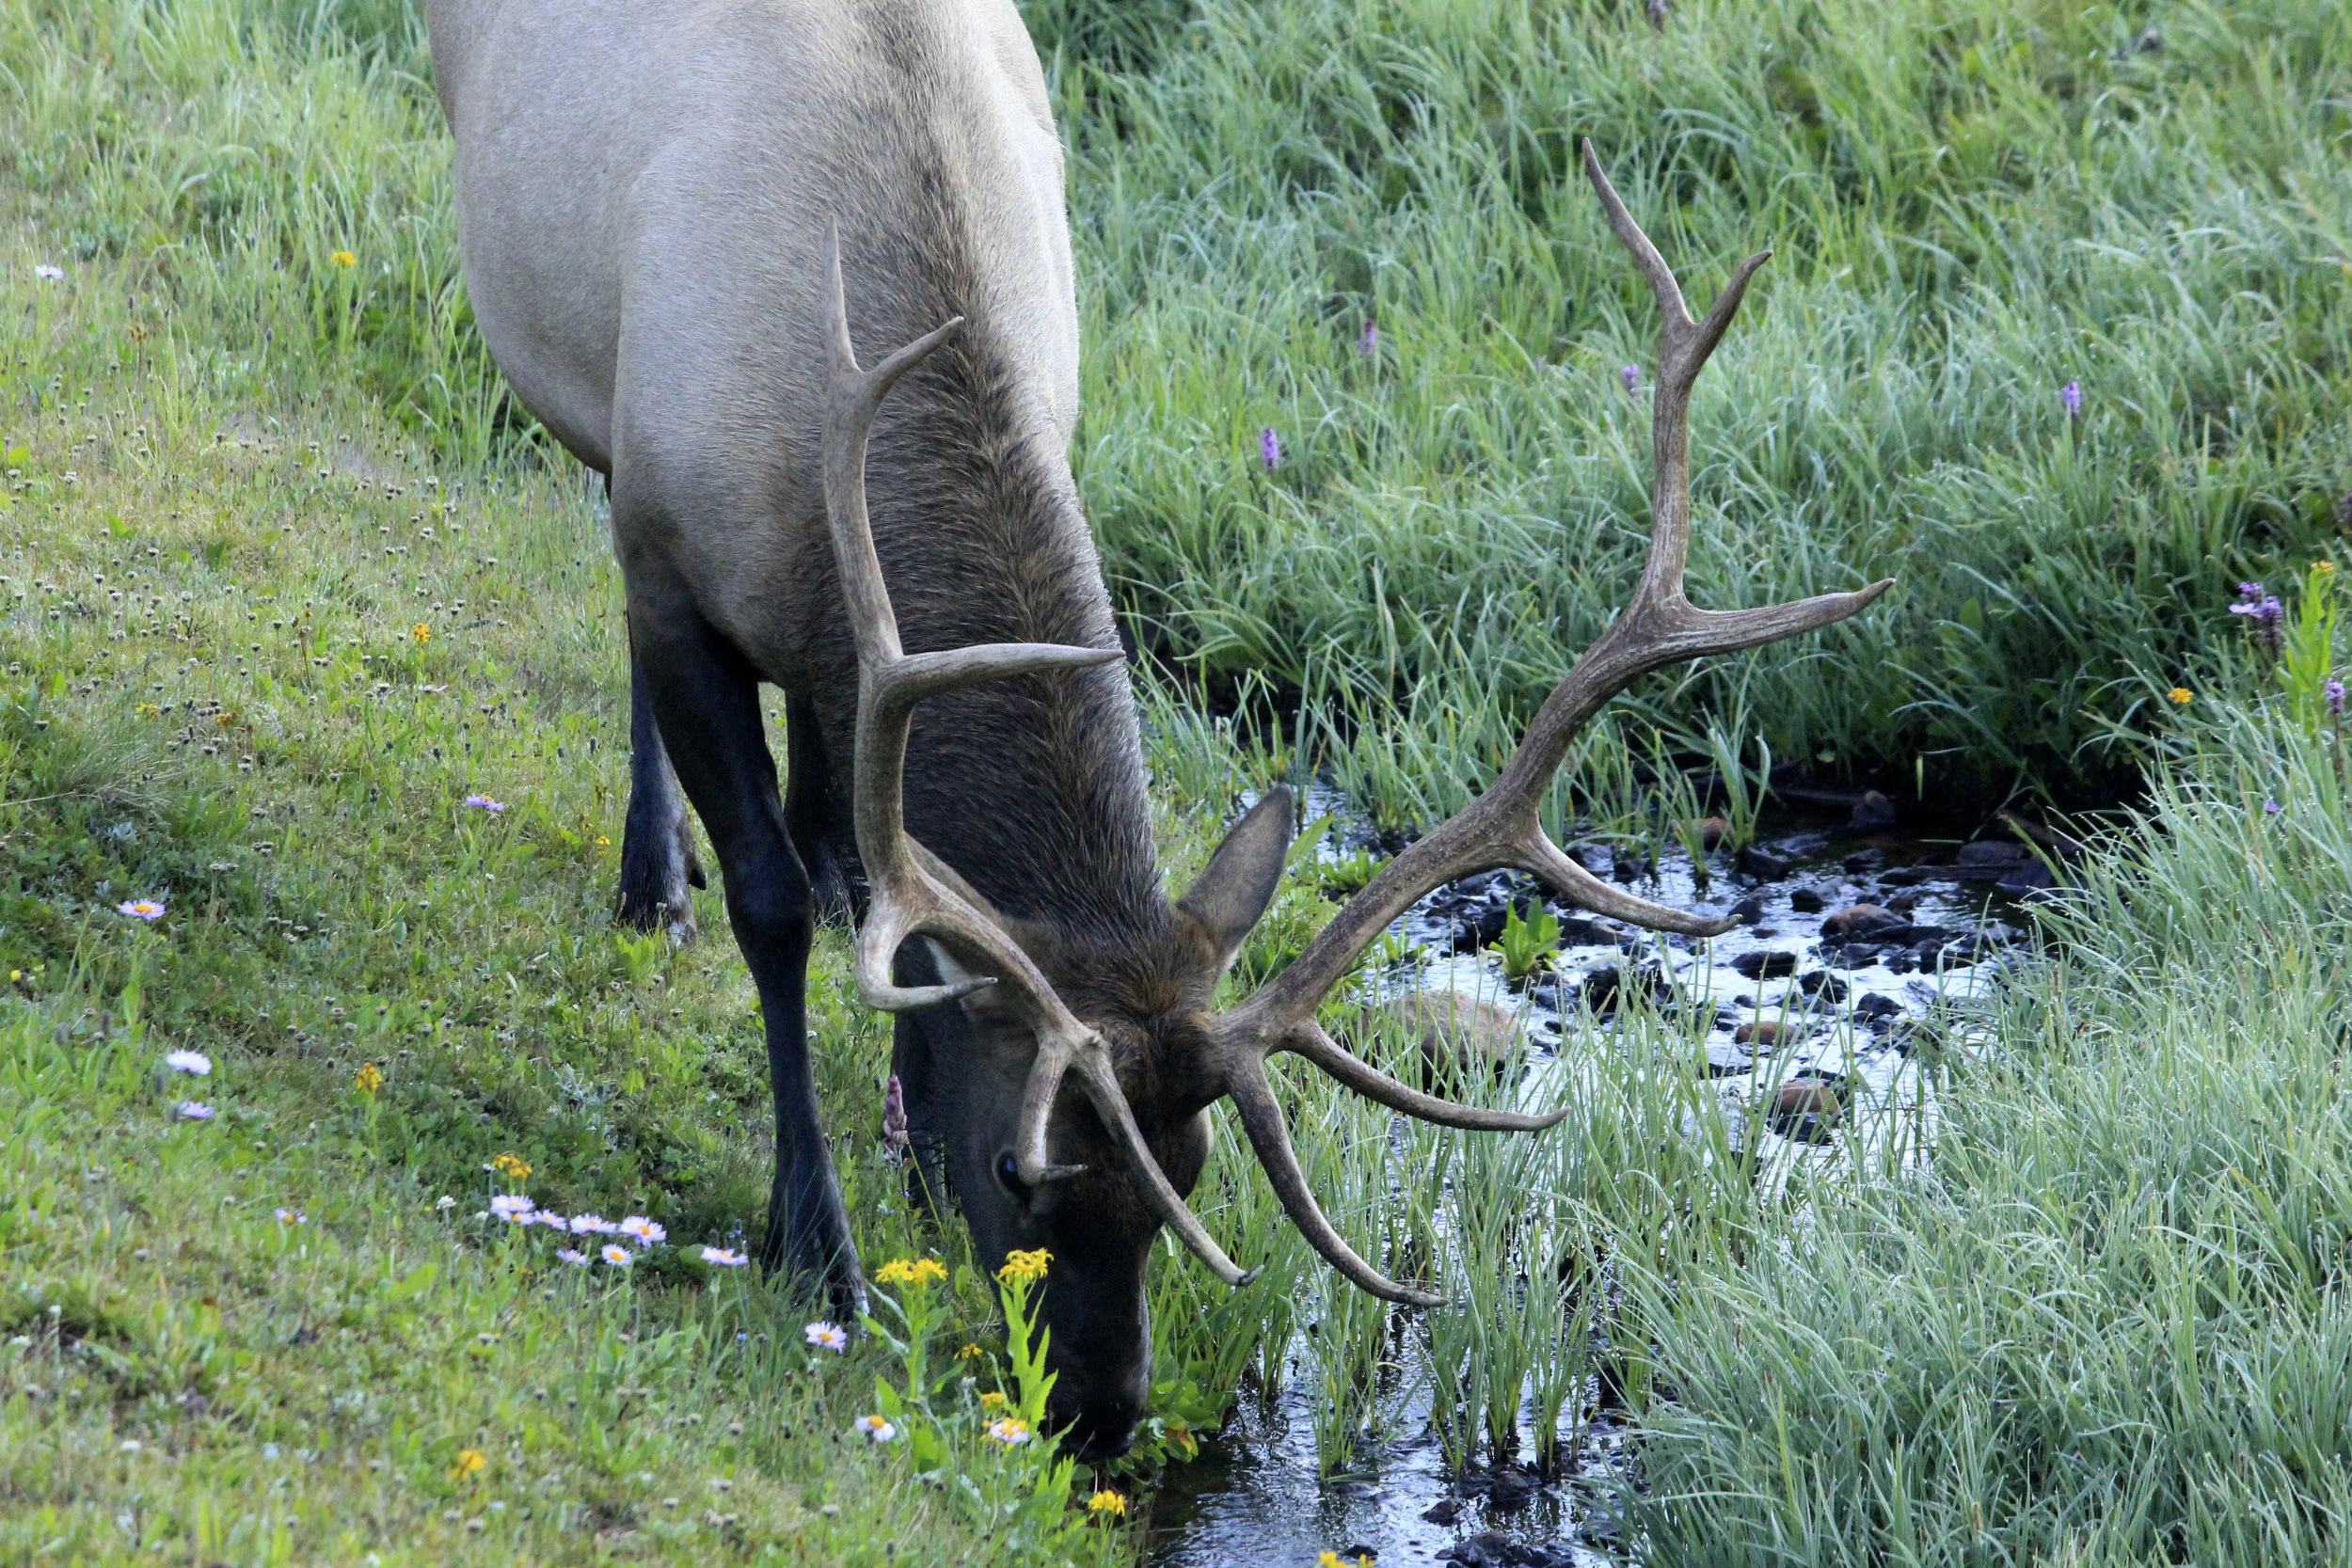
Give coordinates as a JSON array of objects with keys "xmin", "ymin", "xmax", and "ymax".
[{"xmin": 428, "ymin": 0, "xmax": 1887, "ymax": 1458}]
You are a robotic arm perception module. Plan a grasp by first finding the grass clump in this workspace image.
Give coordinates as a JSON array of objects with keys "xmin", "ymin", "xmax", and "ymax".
[{"xmin": 1633, "ymin": 694, "xmax": 2352, "ymax": 1562}]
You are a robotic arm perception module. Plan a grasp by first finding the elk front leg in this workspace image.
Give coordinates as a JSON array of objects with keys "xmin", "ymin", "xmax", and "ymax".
[
  {"xmin": 616, "ymin": 624, "xmax": 707, "ymax": 940},
  {"xmin": 628, "ymin": 583, "xmax": 865, "ymax": 1318}
]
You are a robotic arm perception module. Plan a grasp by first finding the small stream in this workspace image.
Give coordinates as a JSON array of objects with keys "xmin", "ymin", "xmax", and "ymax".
[{"xmin": 1146, "ymin": 798, "xmax": 2042, "ymax": 1567}]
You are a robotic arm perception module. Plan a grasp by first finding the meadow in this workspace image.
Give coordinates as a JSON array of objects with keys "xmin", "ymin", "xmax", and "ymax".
[{"xmin": 4, "ymin": 0, "xmax": 2352, "ymax": 1563}]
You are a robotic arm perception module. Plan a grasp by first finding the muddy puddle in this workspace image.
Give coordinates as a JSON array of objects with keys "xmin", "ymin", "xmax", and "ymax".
[{"xmin": 1145, "ymin": 797, "xmax": 2042, "ymax": 1566}]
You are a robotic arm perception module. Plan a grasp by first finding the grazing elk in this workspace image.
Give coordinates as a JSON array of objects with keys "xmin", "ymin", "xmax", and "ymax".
[{"xmin": 429, "ymin": 0, "xmax": 1887, "ymax": 1457}]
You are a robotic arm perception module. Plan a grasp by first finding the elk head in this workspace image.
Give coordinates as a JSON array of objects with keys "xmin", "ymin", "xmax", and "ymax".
[{"xmin": 818, "ymin": 145, "xmax": 1891, "ymax": 1458}]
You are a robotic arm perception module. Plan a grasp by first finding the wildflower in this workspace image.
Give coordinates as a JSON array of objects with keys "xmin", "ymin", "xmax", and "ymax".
[
  {"xmin": 599, "ymin": 1243, "xmax": 633, "ymax": 1266},
  {"xmin": 36, "ymin": 263, "xmax": 64, "ymax": 279},
  {"xmin": 165, "ymin": 1049, "xmax": 213, "ymax": 1075},
  {"xmin": 567, "ymin": 1213, "xmax": 617, "ymax": 1234},
  {"xmin": 453, "ymin": 1449, "xmax": 486, "ymax": 1478},
  {"xmin": 410, "ymin": 623, "xmax": 431, "ymax": 644},
  {"xmin": 118, "ymin": 898, "xmax": 166, "ymax": 921},
  {"xmin": 882, "ymin": 1073, "xmax": 908, "ymax": 1155},
  {"xmin": 532, "ymin": 1211, "xmax": 570, "ymax": 1229},
  {"xmin": 175, "ymin": 1101, "xmax": 215, "ymax": 1120},
  {"xmin": 329, "ymin": 251, "xmax": 357, "ymax": 269},
  {"xmin": 2328, "ymin": 679, "xmax": 2346, "ymax": 718},
  {"xmin": 2317, "ymin": 562, "xmax": 2338, "ymax": 578},
  {"xmin": 1260, "ymin": 427, "xmax": 1281, "ymax": 471},
  {"xmin": 1359, "ymin": 319, "xmax": 1377, "ymax": 356},
  {"xmin": 699, "ymin": 1246, "xmax": 748, "ymax": 1267},
  {"xmin": 436, "ymin": 1196, "xmax": 457, "ymax": 1211},
  {"xmin": 617, "ymin": 1215, "xmax": 666, "ymax": 1245},
  {"xmin": 490, "ymin": 1195, "xmax": 535, "ymax": 1221},
  {"xmin": 853, "ymin": 1414, "xmax": 897, "ymax": 1444},
  {"xmin": 2265, "ymin": 800, "xmax": 2283, "ymax": 816},
  {"xmin": 556, "ymin": 1248, "xmax": 588, "ymax": 1266},
  {"xmin": 873, "ymin": 1257, "xmax": 946, "ymax": 1289},
  {"xmin": 2169, "ymin": 687, "xmax": 2192, "ymax": 705},
  {"xmin": 983, "ymin": 1417, "xmax": 1031, "ymax": 1448},
  {"xmin": 463, "ymin": 793, "xmax": 506, "ymax": 813},
  {"xmin": 355, "ymin": 1062, "xmax": 384, "ymax": 1094},
  {"xmin": 274, "ymin": 1207, "xmax": 308, "ymax": 1224},
  {"xmin": 1319, "ymin": 1554, "xmax": 1375, "ymax": 1568},
  {"xmin": 955, "ymin": 1343, "xmax": 984, "ymax": 1361},
  {"xmin": 978, "ymin": 1390, "xmax": 1009, "ymax": 1413},
  {"xmin": 1620, "ymin": 363, "xmax": 1639, "ymax": 394},
  {"xmin": 2060, "ymin": 380, "xmax": 2082, "ymax": 420},
  {"xmin": 2230, "ymin": 581, "xmax": 2285, "ymax": 652},
  {"xmin": 490, "ymin": 1152, "xmax": 532, "ymax": 1181},
  {"xmin": 1088, "ymin": 1490, "xmax": 1128, "ymax": 1519},
  {"xmin": 803, "ymin": 1321, "xmax": 848, "ymax": 1353},
  {"xmin": 996, "ymin": 1248, "xmax": 1051, "ymax": 1285}
]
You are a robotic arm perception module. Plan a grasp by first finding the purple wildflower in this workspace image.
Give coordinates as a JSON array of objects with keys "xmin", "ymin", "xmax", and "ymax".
[
  {"xmin": 2328, "ymin": 678, "xmax": 2345, "ymax": 718},
  {"xmin": 1359, "ymin": 319, "xmax": 1378, "ymax": 357},
  {"xmin": 1260, "ymin": 428, "xmax": 1281, "ymax": 471},
  {"xmin": 701, "ymin": 1246, "xmax": 749, "ymax": 1267},
  {"xmin": 174, "ymin": 1101, "xmax": 215, "ymax": 1121},
  {"xmin": 1620, "ymin": 363, "xmax": 1640, "ymax": 395},
  {"xmin": 882, "ymin": 1073, "xmax": 909, "ymax": 1157},
  {"xmin": 2229, "ymin": 582, "xmax": 2285, "ymax": 653},
  {"xmin": 2265, "ymin": 800, "xmax": 2283, "ymax": 816},
  {"xmin": 490, "ymin": 1195, "xmax": 535, "ymax": 1221},
  {"xmin": 463, "ymin": 793, "xmax": 505, "ymax": 813},
  {"xmin": 556, "ymin": 1248, "xmax": 588, "ymax": 1266},
  {"xmin": 2060, "ymin": 380, "xmax": 2082, "ymax": 420},
  {"xmin": 35, "ymin": 264, "xmax": 63, "ymax": 280}
]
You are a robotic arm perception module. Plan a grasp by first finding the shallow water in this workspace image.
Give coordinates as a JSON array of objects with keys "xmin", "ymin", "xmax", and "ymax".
[{"xmin": 1146, "ymin": 800, "xmax": 2034, "ymax": 1566}]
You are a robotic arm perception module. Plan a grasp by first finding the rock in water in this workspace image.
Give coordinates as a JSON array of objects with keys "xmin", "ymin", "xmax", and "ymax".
[
  {"xmin": 1731, "ymin": 950, "xmax": 1799, "ymax": 980},
  {"xmin": 1821, "ymin": 903, "xmax": 1902, "ymax": 938},
  {"xmin": 1851, "ymin": 789, "xmax": 1899, "ymax": 828},
  {"xmin": 1769, "ymin": 1076, "xmax": 1843, "ymax": 1142},
  {"xmin": 1734, "ymin": 1019, "xmax": 1791, "ymax": 1046},
  {"xmin": 1351, "ymin": 993, "xmax": 1524, "ymax": 1083},
  {"xmin": 1487, "ymin": 1464, "xmax": 1538, "ymax": 1510}
]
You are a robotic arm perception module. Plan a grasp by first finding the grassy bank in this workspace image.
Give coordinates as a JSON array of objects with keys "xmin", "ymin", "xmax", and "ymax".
[
  {"xmin": 1055, "ymin": 0, "xmax": 2352, "ymax": 820},
  {"xmin": 9, "ymin": 2, "xmax": 2352, "ymax": 1566},
  {"xmin": 1632, "ymin": 692, "xmax": 2352, "ymax": 1563}
]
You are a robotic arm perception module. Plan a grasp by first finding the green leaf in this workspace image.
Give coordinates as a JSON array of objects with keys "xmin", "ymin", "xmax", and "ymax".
[{"xmin": 381, "ymin": 1260, "xmax": 437, "ymax": 1304}]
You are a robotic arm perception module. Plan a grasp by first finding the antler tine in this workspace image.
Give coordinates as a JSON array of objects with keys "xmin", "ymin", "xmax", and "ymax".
[
  {"xmin": 1210, "ymin": 153, "xmax": 1894, "ymax": 1304},
  {"xmin": 1073, "ymin": 1052, "xmax": 1261, "ymax": 1287},
  {"xmin": 820, "ymin": 226, "xmax": 1124, "ymax": 1186},
  {"xmin": 1227, "ymin": 1061, "xmax": 1445, "ymax": 1307}
]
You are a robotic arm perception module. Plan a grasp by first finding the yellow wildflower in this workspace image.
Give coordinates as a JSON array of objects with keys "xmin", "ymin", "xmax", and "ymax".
[
  {"xmin": 978, "ymin": 1390, "xmax": 1009, "ymax": 1413},
  {"xmin": 135, "ymin": 702, "xmax": 159, "ymax": 719},
  {"xmin": 2316, "ymin": 561, "xmax": 2337, "ymax": 576},
  {"xmin": 1087, "ymin": 1489, "xmax": 1128, "ymax": 1518},
  {"xmin": 1318, "ymin": 1554, "xmax": 1375, "ymax": 1568},
  {"xmin": 490, "ymin": 1152, "xmax": 532, "ymax": 1181},
  {"xmin": 329, "ymin": 250, "xmax": 357, "ymax": 268},
  {"xmin": 355, "ymin": 1061, "xmax": 384, "ymax": 1095},
  {"xmin": 2169, "ymin": 688, "xmax": 2192, "ymax": 706},
  {"xmin": 452, "ymin": 1448, "xmax": 485, "ymax": 1478},
  {"xmin": 410, "ymin": 622, "xmax": 431, "ymax": 644},
  {"xmin": 874, "ymin": 1257, "xmax": 947, "ymax": 1289},
  {"xmin": 996, "ymin": 1248, "xmax": 1051, "ymax": 1285},
  {"xmin": 954, "ymin": 1342, "xmax": 983, "ymax": 1361}
]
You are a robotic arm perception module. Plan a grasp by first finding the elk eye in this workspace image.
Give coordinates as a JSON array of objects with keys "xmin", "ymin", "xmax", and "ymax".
[{"xmin": 994, "ymin": 1151, "xmax": 1031, "ymax": 1202}]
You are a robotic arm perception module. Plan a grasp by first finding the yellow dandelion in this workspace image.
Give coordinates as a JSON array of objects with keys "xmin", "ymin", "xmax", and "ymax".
[
  {"xmin": 996, "ymin": 1247, "xmax": 1051, "ymax": 1285},
  {"xmin": 355, "ymin": 1061, "xmax": 384, "ymax": 1095},
  {"xmin": 2169, "ymin": 687, "xmax": 2192, "ymax": 706},
  {"xmin": 874, "ymin": 1257, "xmax": 947, "ymax": 1289},
  {"xmin": 490, "ymin": 1152, "xmax": 532, "ymax": 1181},
  {"xmin": 452, "ymin": 1448, "xmax": 486, "ymax": 1478},
  {"xmin": 329, "ymin": 250, "xmax": 357, "ymax": 268},
  {"xmin": 410, "ymin": 622, "xmax": 431, "ymax": 644},
  {"xmin": 1087, "ymin": 1489, "xmax": 1128, "ymax": 1518}
]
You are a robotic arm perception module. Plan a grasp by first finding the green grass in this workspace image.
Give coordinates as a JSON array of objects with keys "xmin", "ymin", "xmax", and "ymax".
[{"xmin": 9, "ymin": 1, "xmax": 2352, "ymax": 1565}]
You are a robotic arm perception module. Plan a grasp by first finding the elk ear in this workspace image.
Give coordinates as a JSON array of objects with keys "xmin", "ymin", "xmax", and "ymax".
[{"xmin": 1176, "ymin": 786, "xmax": 1295, "ymax": 974}]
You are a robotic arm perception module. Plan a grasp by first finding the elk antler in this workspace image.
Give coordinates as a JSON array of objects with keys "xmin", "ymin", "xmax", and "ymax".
[
  {"xmin": 1188, "ymin": 142, "xmax": 1896, "ymax": 1306},
  {"xmin": 818, "ymin": 227, "xmax": 1260, "ymax": 1289}
]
